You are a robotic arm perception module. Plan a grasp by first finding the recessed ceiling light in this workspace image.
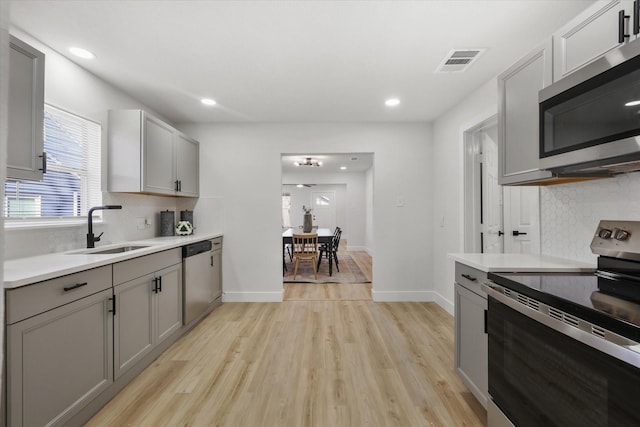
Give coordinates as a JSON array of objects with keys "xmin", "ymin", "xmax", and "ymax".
[
  {"xmin": 385, "ymin": 98, "xmax": 400, "ymax": 107},
  {"xmin": 201, "ymin": 98, "xmax": 217, "ymax": 106},
  {"xmin": 340, "ymin": 166, "xmax": 347, "ymax": 170},
  {"xmin": 69, "ymin": 47, "xmax": 95, "ymax": 59},
  {"xmin": 626, "ymin": 100, "xmax": 640, "ymax": 107}
]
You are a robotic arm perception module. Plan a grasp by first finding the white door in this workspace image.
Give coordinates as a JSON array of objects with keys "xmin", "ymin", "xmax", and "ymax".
[
  {"xmin": 311, "ymin": 191, "xmax": 336, "ymax": 230},
  {"xmin": 481, "ymin": 126, "xmax": 503, "ymax": 254},
  {"xmin": 503, "ymin": 187, "xmax": 540, "ymax": 254},
  {"xmin": 464, "ymin": 116, "xmax": 540, "ymax": 255}
]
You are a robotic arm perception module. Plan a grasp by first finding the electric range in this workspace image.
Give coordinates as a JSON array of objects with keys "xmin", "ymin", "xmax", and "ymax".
[{"xmin": 483, "ymin": 220, "xmax": 640, "ymax": 427}]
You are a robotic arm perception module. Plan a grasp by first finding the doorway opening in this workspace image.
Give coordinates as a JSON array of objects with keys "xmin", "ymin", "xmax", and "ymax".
[
  {"xmin": 463, "ymin": 117, "xmax": 540, "ymax": 254},
  {"xmin": 280, "ymin": 153, "xmax": 374, "ymax": 301}
]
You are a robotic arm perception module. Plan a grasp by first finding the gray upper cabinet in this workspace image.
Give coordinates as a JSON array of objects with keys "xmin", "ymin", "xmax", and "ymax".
[
  {"xmin": 175, "ymin": 131, "xmax": 200, "ymax": 197},
  {"xmin": 554, "ymin": 0, "xmax": 635, "ymax": 82},
  {"xmin": 143, "ymin": 114, "xmax": 176, "ymax": 195},
  {"xmin": 108, "ymin": 109, "xmax": 199, "ymax": 197},
  {"xmin": 498, "ymin": 39, "xmax": 553, "ymax": 185},
  {"xmin": 7, "ymin": 35, "xmax": 45, "ymax": 182}
]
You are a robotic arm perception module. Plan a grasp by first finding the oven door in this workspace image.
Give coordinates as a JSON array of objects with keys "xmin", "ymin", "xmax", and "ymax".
[{"xmin": 486, "ymin": 293, "xmax": 640, "ymax": 427}]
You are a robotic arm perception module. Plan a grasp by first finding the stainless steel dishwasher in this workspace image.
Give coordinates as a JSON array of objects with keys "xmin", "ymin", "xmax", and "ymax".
[{"xmin": 182, "ymin": 240, "xmax": 214, "ymax": 325}]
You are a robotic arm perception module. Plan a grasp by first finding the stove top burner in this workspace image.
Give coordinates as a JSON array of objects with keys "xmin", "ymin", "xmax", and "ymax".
[
  {"xmin": 488, "ymin": 220, "xmax": 640, "ymax": 342},
  {"xmin": 488, "ymin": 271, "xmax": 640, "ymax": 342}
]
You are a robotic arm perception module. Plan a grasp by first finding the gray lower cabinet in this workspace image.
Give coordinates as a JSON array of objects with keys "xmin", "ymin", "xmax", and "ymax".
[
  {"xmin": 210, "ymin": 238, "xmax": 223, "ymax": 303},
  {"xmin": 7, "ymin": 288, "xmax": 113, "ymax": 427},
  {"xmin": 113, "ymin": 249, "xmax": 182, "ymax": 379},
  {"xmin": 454, "ymin": 262, "xmax": 488, "ymax": 408}
]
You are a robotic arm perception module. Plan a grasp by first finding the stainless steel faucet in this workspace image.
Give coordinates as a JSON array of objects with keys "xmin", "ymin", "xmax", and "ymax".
[{"xmin": 87, "ymin": 205, "xmax": 122, "ymax": 248}]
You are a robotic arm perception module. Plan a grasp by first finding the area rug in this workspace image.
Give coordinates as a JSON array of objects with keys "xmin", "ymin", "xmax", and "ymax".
[{"xmin": 283, "ymin": 253, "xmax": 370, "ymax": 284}]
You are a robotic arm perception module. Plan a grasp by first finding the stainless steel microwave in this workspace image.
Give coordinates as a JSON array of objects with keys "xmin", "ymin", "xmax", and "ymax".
[{"xmin": 539, "ymin": 40, "xmax": 640, "ymax": 175}]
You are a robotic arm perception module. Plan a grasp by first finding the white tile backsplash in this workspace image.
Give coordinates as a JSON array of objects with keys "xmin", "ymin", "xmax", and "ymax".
[{"xmin": 541, "ymin": 171, "xmax": 640, "ymax": 263}]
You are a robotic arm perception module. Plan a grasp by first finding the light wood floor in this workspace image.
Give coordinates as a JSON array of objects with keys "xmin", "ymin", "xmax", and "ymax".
[{"xmin": 86, "ymin": 301, "xmax": 486, "ymax": 426}]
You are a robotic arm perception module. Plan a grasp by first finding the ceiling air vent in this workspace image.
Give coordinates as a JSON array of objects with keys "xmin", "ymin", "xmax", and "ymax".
[{"xmin": 435, "ymin": 49, "xmax": 485, "ymax": 73}]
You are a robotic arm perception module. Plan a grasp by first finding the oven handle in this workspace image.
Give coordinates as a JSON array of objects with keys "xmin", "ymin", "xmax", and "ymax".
[
  {"xmin": 595, "ymin": 269, "xmax": 640, "ymax": 284},
  {"xmin": 481, "ymin": 281, "xmax": 640, "ymax": 369}
]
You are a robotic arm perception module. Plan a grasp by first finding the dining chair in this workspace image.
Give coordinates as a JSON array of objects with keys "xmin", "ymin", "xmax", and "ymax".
[
  {"xmin": 317, "ymin": 227, "xmax": 341, "ymax": 276},
  {"xmin": 292, "ymin": 233, "xmax": 319, "ymax": 280}
]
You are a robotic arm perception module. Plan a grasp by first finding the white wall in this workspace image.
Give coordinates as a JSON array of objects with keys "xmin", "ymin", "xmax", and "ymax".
[
  {"xmin": 180, "ymin": 122, "xmax": 433, "ymax": 302},
  {"xmin": 430, "ymin": 79, "xmax": 497, "ymax": 314},
  {"xmin": 282, "ymin": 168, "xmax": 369, "ymax": 250},
  {"xmin": 365, "ymin": 166, "xmax": 374, "ymax": 255},
  {"xmin": 3, "ymin": 29, "xmax": 194, "ymax": 260},
  {"xmin": 1, "ymin": 0, "xmax": 11, "ymax": 393},
  {"xmin": 282, "ymin": 183, "xmax": 346, "ymax": 229}
]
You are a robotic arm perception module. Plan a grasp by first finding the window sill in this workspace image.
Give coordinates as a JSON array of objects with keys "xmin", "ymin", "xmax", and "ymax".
[{"xmin": 4, "ymin": 218, "xmax": 94, "ymax": 231}]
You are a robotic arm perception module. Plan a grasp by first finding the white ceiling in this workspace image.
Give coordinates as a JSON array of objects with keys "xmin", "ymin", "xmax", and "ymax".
[{"xmin": 9, "ymin": 1, "xmax": 593, "ymax": 124}]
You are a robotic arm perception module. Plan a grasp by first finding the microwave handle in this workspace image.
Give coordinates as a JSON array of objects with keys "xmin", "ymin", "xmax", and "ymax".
[
  {"xmin": 620, "ymin": 10, "xmax": 631, "ymax": 43},
  {"xmin": 634, "ymin": 1, "xmax": 639, "ymax": 36}
]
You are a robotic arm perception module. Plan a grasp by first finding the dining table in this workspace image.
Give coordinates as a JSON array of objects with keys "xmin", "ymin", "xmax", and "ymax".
[{"xmin": 282, "ymin": 228, "xmax": 334, "ymax": 274}]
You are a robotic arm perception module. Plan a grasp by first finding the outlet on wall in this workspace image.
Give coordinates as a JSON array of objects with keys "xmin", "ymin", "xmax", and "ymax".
[{"xmin": 136, "ymin": 217, "xmax": 150, "ymax": 230}]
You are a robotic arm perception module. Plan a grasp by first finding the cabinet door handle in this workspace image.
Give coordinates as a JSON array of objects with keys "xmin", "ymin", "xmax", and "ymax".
[
  {"xmin": 178, "ymin": 180, "xmax": 182, "ymax": 192},
  {"xmin": 498, "ymin": 230, "xmax": 504, "ymax": 236},
  {"xmin": 38, "ymin": 151, "xmax": 47, "ymax": 173},
  {"xmin": 152, "ymin": 277, "xmax": 159, "ymax": 293},
  {"xmin": 635, "ymin": 1, "xmax": 639, "ymax": 35},
  {"xmin": 211, "ymin": 255, "xmax": 214, "ymax": 267},
  {"xmin": 484, "ymin": 309, "xmax": 488, "ymax": 334},
  {"xmin": 109, "ymin": 295, "xmax": 116, "ymax": 316},
  {"xmin": 63, "ymin": 282, "xmax": 87, "ymax": 292},
  {"xmin": 175, "ymin": 180, "xmax": 180, "ymax": 191},
  {"xmin": 461, "ymin": 274, "xmax": 477, "ymax": 282},
  {"xmin": 512, "ymin": 230, "xmax": 528, "ymax": 236},
  {"xmin": 619, "ymin": 10, "xmax": 631, "ymax": 43},
  {"xmin": 158, "ymin": 276, "xmax": 162, "ymax": 293}
]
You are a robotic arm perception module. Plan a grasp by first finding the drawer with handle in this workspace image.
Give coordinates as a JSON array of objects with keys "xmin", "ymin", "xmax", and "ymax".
[
  {"xmin": 6, "ymin": 265, "xmax": 112, "ymax": 324},
  {"xmin": 455, "ymin": 262, "xmax": 487, "ymax": 296}
]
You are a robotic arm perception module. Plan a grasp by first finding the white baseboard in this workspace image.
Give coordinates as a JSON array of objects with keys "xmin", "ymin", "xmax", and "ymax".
[
  {"xmin": 372, "ymin": 290, "xmax": 436, "ymax": 302},
  {"xmin": 371, "ymin": 290, "xmax": 454, "ymax": 315},
  {"xmin": 222, "ymin": 291, "xmax": 283, "ymax": 302},
  {"xmin": 346, "ymin": 245, "xmax": 374, "ymax": 256},
  {"xmin": 433, "ymin": 292, "xmax": 454, "ymax": 315}
]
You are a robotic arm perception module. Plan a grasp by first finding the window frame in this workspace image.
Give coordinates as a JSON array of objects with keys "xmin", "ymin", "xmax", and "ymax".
[{"xmin": 3, "ymin": 104, "xmax": 103, "ymax": 228}]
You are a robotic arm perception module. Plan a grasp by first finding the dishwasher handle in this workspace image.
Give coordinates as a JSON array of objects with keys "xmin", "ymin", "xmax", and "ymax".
[{"xmin": 183, "ymin": 240, "xmax": 213, "ymax": 258}]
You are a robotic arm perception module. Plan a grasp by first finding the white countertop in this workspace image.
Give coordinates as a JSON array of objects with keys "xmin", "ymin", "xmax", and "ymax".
[
  {"xmin": 4, "ymin": 233, "xmax": 223, "ymax": 289},
  {"xmin": 448, "ymin": 253, "xmax": 596, "ymax": 273}
]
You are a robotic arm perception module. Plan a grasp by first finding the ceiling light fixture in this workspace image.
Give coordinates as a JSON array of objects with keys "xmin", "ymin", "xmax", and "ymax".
[
  {"xmin": 294, "ymin": 157, "xmax": 322, "ymax": 167},
  {"xmin": 69, "ymin": 47, "xmax": 95, "ymax": 59},
  {"xmin": 626, "ymin": 100, "xmax": 640, "ymax": 107},
  {"xmin": 385, "ymin": 98, "xmax": 400, "ymax": 107},
  {"xmin": 296, "ymin": 184, "xmax": 304, "ymax": 188},
  {"xmin": 201, "ymin": 98, "xmax": 217, "ymax": 106},
  {"xmin": 340, "ymin": 166, "xmax": 347, "ymax": 170}
]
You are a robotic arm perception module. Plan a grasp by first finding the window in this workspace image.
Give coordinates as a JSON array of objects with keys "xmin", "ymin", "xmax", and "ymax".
[
  {"xmin": 3, "ymin": 105, "xmax": 102, "ymax": 221},
  {"xmin": 282, "ymin": 193, "xmax": 291, "ymax": 228}
]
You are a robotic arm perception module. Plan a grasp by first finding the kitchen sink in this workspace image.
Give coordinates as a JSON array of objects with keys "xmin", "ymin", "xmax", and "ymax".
[{"xmin": 68, "ymin": 245, "xmax": 150, "ymax": 255}]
